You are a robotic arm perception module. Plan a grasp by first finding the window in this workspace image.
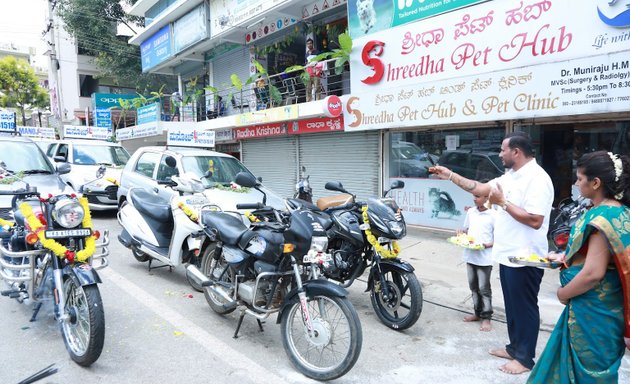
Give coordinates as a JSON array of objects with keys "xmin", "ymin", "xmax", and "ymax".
[
  {"xmin": 79, "ymin": 74, "xmax": 99, "ymax": 97},
  {"xmin": 46, "ymin": 144, "xmax": 57, "ymax": 157},
  {"xmin": 55, "ymin": 144, "xmax": 69, "ymax": 162},
  {"xmin": 156, "ymin": 155, "xmax": 179, "ymax": 181},
  {"xmin": 134, "ymin": 152, "xmax": 160, "ymax": 178}
]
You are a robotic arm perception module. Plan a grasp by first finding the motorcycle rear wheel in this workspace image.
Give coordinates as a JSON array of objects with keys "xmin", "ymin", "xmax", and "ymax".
[
  {"xmin": 61, "ymin": 279, "xmax": 105, "ymax": 366},
  {"xmin": 199, "ymin": 244, "xmax": 236, "ymax": 314},
  {"xmin": 370, "ymin": 270, "xmax": 422, "ymax": 330},
  {"xmin": 281, "ymin": 295, "xmax": 362, "ymax": 381}
]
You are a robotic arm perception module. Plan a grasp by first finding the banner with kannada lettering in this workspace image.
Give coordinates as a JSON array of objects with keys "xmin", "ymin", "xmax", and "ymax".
[
  {"xmin": 351, "ymin": 0, "xmax": 630, "ymax": 95},
  {"xmin": 344, "ymin": 50, "xmax": 630, "ymax": 131},
  {"xmin": 167, "ymin": 127, "xmax": 215, "ymax": 148}
]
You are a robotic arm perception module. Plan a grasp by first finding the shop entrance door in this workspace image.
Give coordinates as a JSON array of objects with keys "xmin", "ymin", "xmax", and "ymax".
[{"xmin": 541, "ymin": 125, "xmax": 574, "ymax": 204}]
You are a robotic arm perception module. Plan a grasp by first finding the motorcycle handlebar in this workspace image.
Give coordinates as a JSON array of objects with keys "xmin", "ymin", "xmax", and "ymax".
[
  {"xmin": 0, "ymin": 189, "xmax": 40, "ymax": 197},
  {"xmin": 237, "ymin": 203, "xmax": 265, "ymax": 210}
]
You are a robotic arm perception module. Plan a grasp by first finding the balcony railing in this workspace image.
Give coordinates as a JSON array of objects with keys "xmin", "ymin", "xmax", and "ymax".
[{"xmin": 160, "ymin": 58, "xmax": 350, "ymax": 123}]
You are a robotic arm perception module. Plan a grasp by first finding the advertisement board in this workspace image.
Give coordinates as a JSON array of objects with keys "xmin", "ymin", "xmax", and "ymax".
[
  {"xmin": 63, "ymin": 125, "xmax": 109, "ymax": 140},
  {"xmin": 234, "ymin": 123, "xmax": 287, "ymax": 139},
  {"xmin": 94, "ymin": 109, "xmax": 112, "ymax": 129},
  {"xmin": 137, "ymin": 103, "xmax": 160, "ymax": 125},
  {"xmin": 167, "ymin": 127, "xmax": 215, "ymax": 148},
  {"xmin": 0, "ymin": 111, "xmax": 16, "ymax": 132},
  {"xmin": 140, "ymin": 25, "xmax": 172, "ymax": 72},
  {"xmin": 210, "ymin": 0, "xmax": 291, "ymax": 38},
  {"xmin": 288, "ymin": 116, "xmax": 344, "ymax": 135},
  {"xmin": 350, "ymin": 0, "xmax": 630, "ymax": 95},
  {"xmin": 92, "ymin": 93, "xmax": 137, "ymax": 109},
  {"xmin": 173, "ymin": 4, "xmax": 209, "ymax": 53},
  {"xmin": 344, "ymin": 50, "xmax": 630, "ymax": 131},
  {"xmin": 115, "ymin": 122, "xmax": 161, "ymax": 141},
  {"xmin": 16, "ymin": 126, "xmax": 56, "ymax": 139}
]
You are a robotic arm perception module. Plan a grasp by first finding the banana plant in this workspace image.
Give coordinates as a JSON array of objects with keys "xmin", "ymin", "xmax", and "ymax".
[{"xmin": 285, "ymin": 32, "xmax": 352, "ymax": 86}]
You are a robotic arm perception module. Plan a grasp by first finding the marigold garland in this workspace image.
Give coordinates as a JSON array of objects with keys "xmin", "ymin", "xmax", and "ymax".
[
  {"xmin": 106, "ymin": 177, "xmax": 120, "ymax": 186},
  {"xmin": 214, "ymin": 183, "xmax": 251, "ymax": 193},
  {"xmin": 0, "ymin": 217, "xmax": 14, "ymax": 228},
  {"xmin": 19, "ymin": 197, "xmax": 96, "ymax": 263},
  {"xmin": 245, "ymin": 211, "xmax": 260, "ymax": 222},
  {"xmin": 361, "ymin": 205, "xmax": 401, "ymax": 259},
  {"xmin": 178, "ymin": 202, "xmax": 199, "ymax": 223}
]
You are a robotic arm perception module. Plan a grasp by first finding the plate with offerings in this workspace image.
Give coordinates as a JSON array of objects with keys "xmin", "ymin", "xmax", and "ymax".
[
  {"xmin": 509, "ymin": 254, "xmax": 561, "ymax": 268},
  {"xmin": 447, "ymin": 234, "xmax": 485, "ymax": 250}
]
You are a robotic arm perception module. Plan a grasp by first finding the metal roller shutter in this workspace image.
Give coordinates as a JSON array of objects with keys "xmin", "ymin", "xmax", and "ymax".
[
  {"xmin": 298, "ymin": 131, "xmax": 380, "ymax": 201},
  {"xmin": 212, "ymin": 48, "xmax": 251, "ymax": 98},
  {"xmin": 241, "ymin": 136, "xmax": 297, "ymax": 199}
]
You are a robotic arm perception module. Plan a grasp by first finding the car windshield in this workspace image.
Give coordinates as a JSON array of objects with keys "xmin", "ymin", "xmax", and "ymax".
[
  {"xmin": 0, "ymin": 140, "xmax": 54, "ymax": 174},
  {"xmin": 181, "ymin": 155, "xmax": 253, "ymax": 186},
  {"xmin": 73, "ymin": 144, "xmax": 130, "ymax": 166}
]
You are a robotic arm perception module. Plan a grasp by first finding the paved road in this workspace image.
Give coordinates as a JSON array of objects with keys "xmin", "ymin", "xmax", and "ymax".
[{"xmin": 1, "ymin": 213, "xmax": 628, "ymax": 383}]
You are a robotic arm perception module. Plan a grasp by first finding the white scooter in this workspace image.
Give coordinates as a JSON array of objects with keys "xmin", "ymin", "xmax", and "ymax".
[{"xmin": 117, "ymin": 158, "xmax": 212, "ymax": 291}]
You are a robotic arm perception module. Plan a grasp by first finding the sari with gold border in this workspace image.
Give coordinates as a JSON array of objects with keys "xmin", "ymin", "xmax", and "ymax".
[{"xmin": 527, "ymin": 205, "xmax": 630, "ymax": 383}]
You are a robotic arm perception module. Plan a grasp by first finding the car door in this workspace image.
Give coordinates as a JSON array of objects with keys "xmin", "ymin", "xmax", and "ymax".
[{"xmin": 125, "ymin": 151, "xmax": 162, "ymax": 199}]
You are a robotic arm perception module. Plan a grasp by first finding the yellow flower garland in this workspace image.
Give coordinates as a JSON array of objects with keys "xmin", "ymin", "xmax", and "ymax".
[
  {"xmin": 244, "ymin": 211, "xmax": 260, "ymax": 223},
  {"xmin": 19, "ymin": 197, "xmax": 96, "ymax": 262},
  {"xmin": 361, "ymin": 205, "xmax": 401, "ymax": 259},
  {"xmin": 106, "ymin": 177, "xmax": 120, "ymax": 186},
  {"xmin": 0, "ymin": 217, "xmax": 14, "ymax": 228},
  {"xmin": 178, "ymin": 202, "xmax": 199, "ymax": 223}
]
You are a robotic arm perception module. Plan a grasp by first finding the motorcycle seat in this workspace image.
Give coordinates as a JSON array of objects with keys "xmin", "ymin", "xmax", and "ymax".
[
  {"xmin": 129, "ymin": 189, "xmax": 173, "ymax": 222},
  {"xmin": 286, "ymin": 197, "xmax": 321, "ymax": 211},
  {"xmin": 316, "ymin": 194, "xmax": 353, "ymax": 211},
  {"xmin": 201, "ymin": 211, "xmax": 248, "ymax": 245}
]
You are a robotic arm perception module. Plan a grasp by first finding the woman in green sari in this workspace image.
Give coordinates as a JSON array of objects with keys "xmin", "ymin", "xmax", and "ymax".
[{"xmin": 527, "ymin": 151, "xmax": 630, "ymax": 384}]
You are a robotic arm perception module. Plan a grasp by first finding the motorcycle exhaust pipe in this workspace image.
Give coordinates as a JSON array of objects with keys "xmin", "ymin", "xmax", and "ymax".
[{"xmin": 186, "ymin": 265, "xmax": 235, "ymax": 304}]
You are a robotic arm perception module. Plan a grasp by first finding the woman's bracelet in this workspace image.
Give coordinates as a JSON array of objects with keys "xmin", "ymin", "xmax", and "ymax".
[{"xmin": 448, "ymin": 171, "xmax": 453, "ymax": 181}]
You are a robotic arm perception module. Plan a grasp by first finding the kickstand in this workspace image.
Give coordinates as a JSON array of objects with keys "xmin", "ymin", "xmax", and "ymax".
[
  {"xmin": 148, "ymin": 259, "xmax": 172, "ymax": 272},
  {"xmin": 30, "ymin": 302, "xmax": 42, "ymax": 322},
  {"xmin": 233, "ymin": 310, "xmax": 246, "ymax": 339},
  {"xmin": 257, "ymin": 319, "xmax": 264, "ymax": 333}
]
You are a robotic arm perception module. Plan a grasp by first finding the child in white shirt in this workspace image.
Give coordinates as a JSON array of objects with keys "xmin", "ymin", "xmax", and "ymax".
[{"xmin": 461, "ymin": 192, "xmax": 496, "ymax": 331}]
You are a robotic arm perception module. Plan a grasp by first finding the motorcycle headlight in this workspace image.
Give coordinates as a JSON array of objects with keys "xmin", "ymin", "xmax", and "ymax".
[
  {"xmin": 310, "ymin": 236, "xmax": 328, "ymax": 253},
  {"xmin": 389, "ymin": 220, "xmax": 404, "ymax": 236},
  {"xmin": 52, "ymin": 200, "xmax": 85, "ymax": 228}
]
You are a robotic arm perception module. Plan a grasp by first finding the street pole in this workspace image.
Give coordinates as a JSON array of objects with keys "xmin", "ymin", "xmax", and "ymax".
[{"xmin": 46, "ymin": 0, "xmax": 64, "ymax": 137}]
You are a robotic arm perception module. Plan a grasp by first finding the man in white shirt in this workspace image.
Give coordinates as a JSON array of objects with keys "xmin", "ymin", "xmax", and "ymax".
[{"xmin": 431, "ymin": 132, "xmax": 554, "ymax": 375}]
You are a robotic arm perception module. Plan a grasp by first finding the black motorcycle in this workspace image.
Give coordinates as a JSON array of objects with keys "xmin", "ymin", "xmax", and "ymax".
[
  {"xmin": 294, "ymin": 165, "xmax": 313, "ymax": 203},
  {"xmin": 186, "ymin": 172, "xmax": 362, "ymax": 381},
  {"xmin": 548, "ymin": 196, "xmax": 590, "ymax": 251},
  {"xmin": 0, "ymin": 168, "xmax": 109, "ymax": 366},
  {"xmin": 285, "ymin": 180, "xmax": 423, "ymax": 331}
]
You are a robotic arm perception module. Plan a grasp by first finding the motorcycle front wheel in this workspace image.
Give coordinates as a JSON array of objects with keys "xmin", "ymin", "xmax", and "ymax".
[
  {"xmin": 199, "ymin": 243, "xmax": 236, "ymax": 314},
  {"xmin": 60, "ymin": 279, "xmax": 105, "ymax": 366},
  {"xmin": 281, "ymin": 295, "xmax": 362, "ymax": 381},
  {"xmin": 370, "ymin": 270, "xmax": 422, "ymax": 330}
]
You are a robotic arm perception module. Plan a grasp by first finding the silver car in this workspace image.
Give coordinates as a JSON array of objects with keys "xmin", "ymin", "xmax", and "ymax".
[
  {"xmin": 117, "ymin": 146, "xmax": 284, "ymax": 211},
  {"xmin": 0, "ymin": 136, "xmax": 74, "ymax": 220}
]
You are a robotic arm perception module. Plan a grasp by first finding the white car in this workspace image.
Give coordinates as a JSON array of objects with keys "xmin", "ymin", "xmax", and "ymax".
[
  {"xmin": 44, "ymin": 139, "xmax": 131, "ymax": 210},
  {"xmin": 117, "ymin": 146, "xmax": 284, "ymax": 212}
]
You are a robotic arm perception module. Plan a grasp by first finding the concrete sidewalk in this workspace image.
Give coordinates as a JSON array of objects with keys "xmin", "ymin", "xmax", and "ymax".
[{"xmin": 401, "ymin": 226, "xmax": 567, "ymax": 331}]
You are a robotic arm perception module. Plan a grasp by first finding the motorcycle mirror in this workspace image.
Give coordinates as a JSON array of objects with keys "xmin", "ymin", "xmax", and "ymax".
[
  {"xmin": 325, "ymin": 181, "xmax": 347, "ymax": 193},
  {"xmin": 384, "ymin": 180, "xmax": 405, "ymax": 196},
  {"xmin": 203, "ymin": 170, "xmax": 212, "ymax": 179},
  {"xmin": 96, "ymin": 165, "xmax": 106, "ymax": 179},
  {"xmin": 257, "ymin": 176, "xmax": 263, "ymax": 183},
  {"xmin": 235, "ymin": 172, "xmax": 258, "ymax": 188},
  {"xmin": 165, "ymin": 155, "xmax": 177, "ymax": 168}
]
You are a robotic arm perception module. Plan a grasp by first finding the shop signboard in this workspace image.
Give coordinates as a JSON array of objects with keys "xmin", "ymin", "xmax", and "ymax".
[
  {"xmin": 137, "ymin": 103, "xmax": 160, "ymax": 125},
  {"xmin": 92, "ymin": 93, "xmax": 137, "ymax": 110},
  {"xmin": 210, "ymin": 0, "xmax": 291, "ymax": 38},
  {"xmin": 234, "ymin": 123, "xmax": 287, "ymax": 140},
  {"xmin": 348, "ymin": 0, "xmax": 486, "ymax": 39},
  {"xmin": 140, "ymin": 25, "xmax": 172, "ymax": 72},
  {"xmin": 244, "ymin": 15, "xmax": 297, "ymax": 44},
  {"xmin": 351, "ymin": 0, "xmax": 630, "ymax": 95},
  {"xmin": 0, "ymin": 111, "xmax": 16, "ymax": 131},
  {"xmin": 215, "ymin": 128, "xmax": 235, "ymax": 143},
  {"xmin": 234, "ymin": 104, "xmax": 298, "ymax": 126},
  {"xmin": 115, "ymin": 122, "xmax": 161, "ymax": 141},
  {"xmin": 389, "ymin": 178, "xmax": 472, "ymax": 230},
  {"xmin": 344, "ymin": 50, "xmax": 630, "ymax": 131},
  {"xmin": 167, "ymin": 127, "xmax": 215, "ymax": 148},
  {"xmin": 288, "ymin": 116, "xmax": 344, "ymax": 135},
  {"xmin": 302, "ymin": 0, "xmax": 347, "ymax": 20},
  {"xmin": 173, "ymin": 4, "xmax": 209, "ymax": 53},
  {"xmin": 16, "ymin": 126, "xmax": 56, "ymax": 139},
  {"xmin": 63, "ymin": 125, "xmax": 109, "ymax": 140},
  {"xmin": 94, "ymin": 109, "xmax": 112, "ymax": 129}
]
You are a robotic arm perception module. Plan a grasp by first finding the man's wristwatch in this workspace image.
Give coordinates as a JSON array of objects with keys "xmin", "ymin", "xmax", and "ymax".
[{"xmin": 500, "ymin": 200, "xmax": 511, "ymax": 210}]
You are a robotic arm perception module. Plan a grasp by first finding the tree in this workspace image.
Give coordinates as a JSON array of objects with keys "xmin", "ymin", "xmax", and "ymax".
[
  {"xmin": 0, "ymin": 56, "xmax": 49, "ymax": 125},
  {"xmin": 56, "ymin": 0, "xmax": 175, "ymax": 93}
]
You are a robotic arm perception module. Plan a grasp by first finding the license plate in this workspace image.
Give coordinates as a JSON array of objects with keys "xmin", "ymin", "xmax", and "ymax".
[{"xmin": 45, "ymin": 228, "xmax": 92, "ymax": 238}]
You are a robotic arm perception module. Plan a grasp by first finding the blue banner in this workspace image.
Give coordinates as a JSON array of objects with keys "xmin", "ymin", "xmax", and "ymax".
[
  {"xmin": 141, "ymin": 25, "xmax": 173, "ymax": 72},
  {"xmin": 0, "ymin": 111, "xmax": 16, "ymax": 131},
  {"xmin": 95, "ymin": 109, "xmax": 112, "ymax": 129},
  {"xmin": 137, "ymin": 103, "xmax": 160, "ymax": 125}
]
